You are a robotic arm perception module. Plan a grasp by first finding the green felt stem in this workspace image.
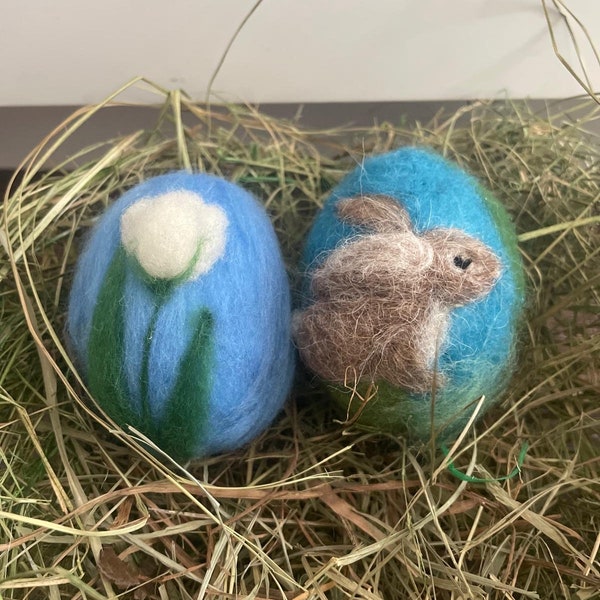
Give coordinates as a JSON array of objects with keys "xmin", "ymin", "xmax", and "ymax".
[
  {"xmin": 155, "ymin": 308, "xmax": 214, "ymax": 463},
  {"xmin": 140, "ymin": 305, "xmax": 161, "ymax": 434},
  {"xmin": 88, "ymin": 247, "xmax": 139, "ymax": 429}
]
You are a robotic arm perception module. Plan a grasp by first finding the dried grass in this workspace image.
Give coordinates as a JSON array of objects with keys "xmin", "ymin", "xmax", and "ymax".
[{"xmin": 1, "ymin": 81, "xmax": 599, "ymax": 599}]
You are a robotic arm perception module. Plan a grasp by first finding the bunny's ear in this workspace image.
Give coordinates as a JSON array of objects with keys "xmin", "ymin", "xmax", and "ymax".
[{"xmin": 337, "ymin": 195, "xmax": 413, "ymax": 233}]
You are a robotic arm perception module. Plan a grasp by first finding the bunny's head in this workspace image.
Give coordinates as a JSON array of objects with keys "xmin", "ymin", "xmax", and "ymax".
[
  {"xmin": 336, "ymin": 194, "xmax": 501, "ymax": 306},
  {"xmin": 423, "ymin": 229, "xmax": 502, "ymax": 304}
]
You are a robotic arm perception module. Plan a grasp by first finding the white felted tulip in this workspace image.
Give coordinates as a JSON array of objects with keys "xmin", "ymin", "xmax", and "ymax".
[{"xmin": 121, "ymin": 191, "xmax": 228, "ymax": 281}]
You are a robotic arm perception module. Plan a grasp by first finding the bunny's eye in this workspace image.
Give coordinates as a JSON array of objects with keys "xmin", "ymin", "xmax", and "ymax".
[{"xmin": 453, "ymin": 255, "xmax": 472, "ymax": 270}]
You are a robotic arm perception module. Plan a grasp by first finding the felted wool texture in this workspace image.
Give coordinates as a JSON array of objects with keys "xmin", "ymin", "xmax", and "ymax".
[
  {"xmin": 297, "ymin": 147, "xmax": 525, "ymax": 442},
  {"xmin": 120, "ymin": 190, "xmax": 228, "ymax": 281},
  {"xmin": 67, "ymin": 172, "xmax": 296, "ymax": 461},
  {"xmin": 295, "ymin": 195, "xmax": 502, "ymax": 394}
]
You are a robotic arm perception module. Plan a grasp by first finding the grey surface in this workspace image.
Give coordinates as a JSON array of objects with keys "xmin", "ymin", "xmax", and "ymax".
[{"xmin": 1, "ymin": 101, "xmax": 598, "ymax": 169}]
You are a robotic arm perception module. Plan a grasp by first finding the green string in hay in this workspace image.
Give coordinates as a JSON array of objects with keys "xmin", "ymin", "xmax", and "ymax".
[{"xmin": 441, "ymin": 442, "xmax": 529, "ymax": 483}]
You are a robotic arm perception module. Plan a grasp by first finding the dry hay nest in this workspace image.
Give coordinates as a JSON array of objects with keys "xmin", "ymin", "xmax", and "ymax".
[{"xmin": 1, "ymin": 83, "xmax": 599, "ymax": 599}]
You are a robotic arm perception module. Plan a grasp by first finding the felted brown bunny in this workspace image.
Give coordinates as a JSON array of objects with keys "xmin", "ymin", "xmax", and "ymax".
[{"xmin": 293, "ymin": 194, "xmax": 502, "ymax": 393}]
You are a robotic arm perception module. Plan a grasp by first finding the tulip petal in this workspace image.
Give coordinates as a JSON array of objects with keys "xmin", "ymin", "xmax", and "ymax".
[{"xmin": 121, "ymin": 191, "xmax": 228, "ymax": 282}]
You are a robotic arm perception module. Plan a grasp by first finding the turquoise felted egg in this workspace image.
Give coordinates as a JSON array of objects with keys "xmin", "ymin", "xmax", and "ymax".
[
  {"xmin": 67, "ymin": 172, "xmax": 295, "ymax": 462},
  {"xmin": 294, "ymin": 147, "xmax": 525, "ymax": 442}
]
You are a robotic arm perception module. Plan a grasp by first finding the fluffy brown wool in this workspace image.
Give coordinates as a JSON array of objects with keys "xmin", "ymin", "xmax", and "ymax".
[{"xmin": 294, "ymin": 195, "xmax": 501, "ymax": 393}]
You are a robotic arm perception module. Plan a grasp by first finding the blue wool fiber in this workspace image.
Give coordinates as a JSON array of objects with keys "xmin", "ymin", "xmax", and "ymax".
[
  {"xmin": 300, "ymin": 147, "xmax": 525, "ymax": 439},
  {"xmin": 68, "ymin": 172, "xmax": 295, "ymax": 458}
]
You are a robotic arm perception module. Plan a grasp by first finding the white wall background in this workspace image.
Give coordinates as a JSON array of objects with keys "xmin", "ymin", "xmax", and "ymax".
[
  {"xmin": 1, "ymin": 1, "xmax": 598, "ymax": 168},
  {"xmin": 0, "ymin": 0, "xmax": 598, "ymax": 105}
]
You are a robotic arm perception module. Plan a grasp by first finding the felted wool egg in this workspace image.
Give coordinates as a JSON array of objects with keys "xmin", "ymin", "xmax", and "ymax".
[
  {"xmin": 294, "ymin": 147, "xmax": 525, "ymax": 442},
  {"xmin": 67, "ymin": 172, "xmax": 295, "ymax": 462}
]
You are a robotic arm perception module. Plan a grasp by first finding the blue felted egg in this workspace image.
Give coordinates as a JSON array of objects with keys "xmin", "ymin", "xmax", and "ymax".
[
  {"xmin": 67, "ymin": 172, "xmax": 295, "ymax": 461},
  {"xmin": 294, "ymin": 147, "xmax": 525, "ymax": 442}
]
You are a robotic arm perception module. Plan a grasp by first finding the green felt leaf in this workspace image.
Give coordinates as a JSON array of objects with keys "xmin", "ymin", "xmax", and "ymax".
[
  {"xmin": 139, "ymin": 307, "xmax": 160, "ymax": 430},
  {"xmin": 154, "ymin": 308, "xmax": 214, "ymax": 462},
  {"xmin": 88, "ymin": 249, "xmax": 214, "ymax": 461},
  {"xmin": 87, "ymin": 247, "xmax": 139, "ymax": 429}
]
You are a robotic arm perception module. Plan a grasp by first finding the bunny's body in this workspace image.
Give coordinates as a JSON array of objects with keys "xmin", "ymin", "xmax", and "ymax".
[{"xmin": 294, "ymin": 195, "xmax": 502, "ymax": 393}]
